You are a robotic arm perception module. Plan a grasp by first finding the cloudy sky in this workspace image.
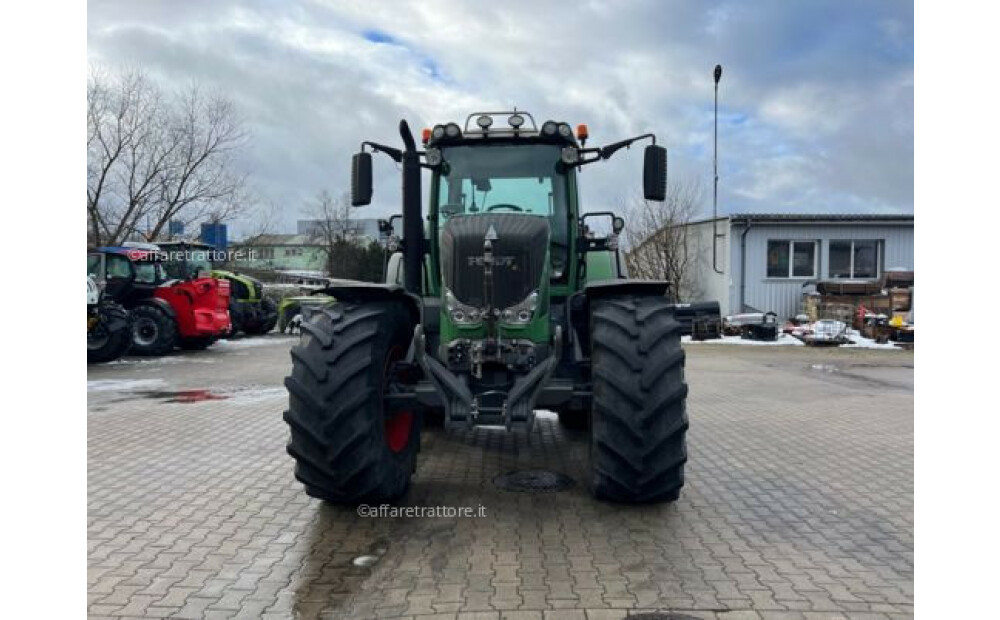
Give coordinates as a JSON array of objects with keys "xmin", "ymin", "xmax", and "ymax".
[{"xmin": 88, "ymin": 0, "xmax": 913, "ymax": 236}]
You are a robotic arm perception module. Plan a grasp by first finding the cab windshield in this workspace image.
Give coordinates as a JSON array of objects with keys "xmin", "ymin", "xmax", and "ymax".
[
  {"xmin": 435, "ymin": 143, "xmax": 570, "ymax": 279},
  {"xmin": 87, "ymin": 254, "xmax": 100, "ymax": 278},
  {"xmin": 134, "ymin": 261, "xmax": 163, "ymax": 284},
  {"xmin": 162, "ymin": 248, "xmax": 212, "ymax": 280}
]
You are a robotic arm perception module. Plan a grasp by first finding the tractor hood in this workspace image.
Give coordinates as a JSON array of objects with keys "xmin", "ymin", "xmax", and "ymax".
[{"xmin": 440, "ymin": 213, "xmax": 549, "ymax": 310}]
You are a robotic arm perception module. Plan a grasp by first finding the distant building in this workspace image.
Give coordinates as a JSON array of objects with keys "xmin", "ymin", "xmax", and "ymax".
[
  {"xmin": 296, "ymin": 218, "xmax": 385, "ymax": 241},
  {"xmin": 632, "ymin": 213, "xmax": 914, "ymax": 320},
  {"xmin": 230, "ymin": 234, "xmax": 327, "ymax": 273}
]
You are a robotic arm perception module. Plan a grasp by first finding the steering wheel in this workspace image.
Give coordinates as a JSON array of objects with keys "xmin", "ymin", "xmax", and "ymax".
[{"xmin": 486, "ymin": 203, "xmax": 523, "ymax": 212}]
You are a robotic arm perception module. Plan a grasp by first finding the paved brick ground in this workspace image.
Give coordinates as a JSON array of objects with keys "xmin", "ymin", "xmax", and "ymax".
[{"xmin": 88, "ymin": 335, "xmax": 913, "ymax": 619}]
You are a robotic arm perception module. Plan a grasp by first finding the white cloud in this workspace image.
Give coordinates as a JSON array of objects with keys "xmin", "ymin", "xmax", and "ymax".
[{"xmin": 88, "ymin": 0, "xmax": 913, "ymax": 234}]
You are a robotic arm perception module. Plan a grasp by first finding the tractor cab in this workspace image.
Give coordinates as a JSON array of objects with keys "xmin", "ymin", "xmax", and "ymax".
[
  {"xmin": 156, "ymin": 240, "xmax": 215, "ymax": 280},
  {"xmin": 87, "ymin": 249, "xmax": 136, "ymax": 302},
  {"xmin": 89, "ymin": 246, "xmax": 166, "ymax": 306},
  {"xmin": 429, "ymin": 122, "xmax": 575, "ymax": 284}
]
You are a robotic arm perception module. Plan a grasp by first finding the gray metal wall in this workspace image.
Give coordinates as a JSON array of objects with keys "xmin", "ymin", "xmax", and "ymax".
[
  {"xmin": 679, "ymin": 218, "xmax": 730, "ymax": 310},
  {"xmin": 728, "ymin": 221, "xmax": 914, "ymax": 319}
]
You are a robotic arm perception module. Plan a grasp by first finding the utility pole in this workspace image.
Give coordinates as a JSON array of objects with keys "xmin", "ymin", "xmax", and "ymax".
[{"xmin": 712, "ymin": 64, "xmax": 725, "ymax": 274}]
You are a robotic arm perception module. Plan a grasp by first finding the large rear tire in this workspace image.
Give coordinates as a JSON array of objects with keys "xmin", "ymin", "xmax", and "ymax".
[
  {"xmin": 87, "ymin": 303, "xmax": 132, "ymax": 364},
  {"xmin": 244, "ymin": 299, "xmax": 278, "ymax": 335},
  {"xmin": 589, "ymin": 296, "xmax": 688, "ymax": 503},
  {"xmin": 130, "ymin": 305, "xmax": 178, "ymax": 356},
  {"xmin": 283, "ymin": 302, "xmax": 418, "ymax": 504}
]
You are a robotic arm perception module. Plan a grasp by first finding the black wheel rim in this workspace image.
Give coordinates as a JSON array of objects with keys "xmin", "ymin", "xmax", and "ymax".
[
  {"xmin": 88, "ymin": 326, "xmax": 110, "ymax": 350},
  {"xmin": 133, "ymin": 318, "xmax": 159, "ymax": 346}
]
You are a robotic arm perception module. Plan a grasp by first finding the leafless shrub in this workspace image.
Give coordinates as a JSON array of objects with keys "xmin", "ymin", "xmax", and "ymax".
[{"xmin": 622, "ymin": 179, "xmax": 705, "ymax": 301}]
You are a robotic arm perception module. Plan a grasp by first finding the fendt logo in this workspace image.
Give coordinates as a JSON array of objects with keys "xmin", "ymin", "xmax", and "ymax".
[{"xmin": 467, "ymin": 256, "xmax": 516, "ymax": 267}]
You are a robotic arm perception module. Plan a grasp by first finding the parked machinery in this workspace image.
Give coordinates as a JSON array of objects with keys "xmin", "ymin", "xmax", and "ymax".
[
  {"xmin": 88, "ymin": 245, "xmax": 231, "ymax": 354},
  {"xmin": 674, "ymin": 301, "xmax": 722, "ymax": 341},
  {"xmin": 740, "ymin": 311, "xmax": 779, "ymax": 341},
  {"xmin": 284, "ymin": 112, "xmax": 689, "ymax": 504},
  {"xmin": 157, "ymin": 241, "xmax": 278, "ymax": 337},
  {"xmin": 277, "ymin": 293, "xmax": 336, "ymax": 334},
  {"xmin": 86, "ymin": 273, "xmax": 132, "ymax": 364}
]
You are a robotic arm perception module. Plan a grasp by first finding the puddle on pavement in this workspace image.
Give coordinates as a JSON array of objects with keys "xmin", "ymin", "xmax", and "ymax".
[
  {"xmin": 807, "ymin": 361, "xmax": 912, "ymax": 391},
  {"xmin": 138, "ymin": 389, "xmax": 230, "ymax": 403},
  {"xmin": 96, "ymin": 384, "xmax": 287, "ymax": 405}
]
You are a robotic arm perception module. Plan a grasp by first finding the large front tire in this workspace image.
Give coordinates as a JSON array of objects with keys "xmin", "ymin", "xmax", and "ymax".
[
  {"xmin": 589, "ymin": 296, "xmax": 688, "ymax": 503},
  {"xmin": 129, "ymin": 305, "xmax": 178, "ymax": 356},
  {"xmin": 88, "ymin": 303, "xmax": 132, "ymax": 364},
  {"xmin": 283, "ymin": 302, "xmax": 418, "ymax": 504}
]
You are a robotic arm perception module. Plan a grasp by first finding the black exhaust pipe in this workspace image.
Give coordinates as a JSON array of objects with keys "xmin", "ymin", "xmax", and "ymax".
[{"xmin": 399, "ymin": 120, "xmax": 423, "ymax": 295}]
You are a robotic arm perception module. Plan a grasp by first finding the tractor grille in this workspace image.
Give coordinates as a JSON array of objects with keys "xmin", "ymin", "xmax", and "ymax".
[{"xmin": 440, "ymin": 214, "xmax": 548, "ymax": 309}]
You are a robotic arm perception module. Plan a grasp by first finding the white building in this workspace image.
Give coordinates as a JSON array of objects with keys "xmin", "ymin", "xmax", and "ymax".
[{"xmin": 673, "ymin": 213, "xmax": 914, "ymax": 319}]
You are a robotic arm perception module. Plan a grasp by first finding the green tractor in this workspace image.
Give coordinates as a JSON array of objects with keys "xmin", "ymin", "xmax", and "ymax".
[
  {"xmin": 284, "ymin": 112, "xmax": 688, "ymax": 504},
  {"xmin": 277, "ymin": 293, "xmax": 336, "ymax": 334},
  {"xmin": 157, "ymin": 241, "xmax": 278, "ymax": 336}
]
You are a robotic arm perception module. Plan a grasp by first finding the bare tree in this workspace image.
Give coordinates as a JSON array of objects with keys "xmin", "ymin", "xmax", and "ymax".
[
  {"xmin": 87, "ymin": 65, "xmax": 250, "ymax": 246},
  {"xmin": 87, "ymin": 66, "xmax": 171, "ymax": 245},
  {"xmin": 146, "ymin": 83, "xmax": 250, "ymax": 240},
  {"xmin": 238, "ymin": 199, "xmax": 282, "ymax": 247},
  {"xmin": 622, "ymin": 179, "xmax": 705, "ymax": 301},
  {"xmin": 306, "ymin": 189, "xmax": 356, "ymax": 247},
  {"xmin": 306, "ymin": 189, "xmax": 384, "ymax": 281}
]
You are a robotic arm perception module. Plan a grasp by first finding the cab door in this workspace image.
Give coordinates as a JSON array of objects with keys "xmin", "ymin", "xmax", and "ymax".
[{"xmin": 88, "ymin": 252, "xmax": 135, "ymax": 302}]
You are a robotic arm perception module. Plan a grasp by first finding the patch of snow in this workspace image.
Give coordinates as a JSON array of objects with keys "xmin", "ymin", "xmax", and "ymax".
[
  {"xmin": 683, "ymin": 334, "xmax": 804, "ymax": 347},
  {"xmin": 225, "ymin": 386, "xmax": 287, "ymax": 404},
  {"xmin": 103, "ymin": 357, "xmax": 215, "ymax": 366},
  {"xmin": 841, "ymin": 329, "xmax": 904, "ymax": 350},
  {"xmin": 87, "ymin": 379, "xmax": 166, "ymax": 392},
  {"xmin": 214, "ymin": 336, "xmax": 294, "ymax": 349},
  {"xmin": 275, "ymin": 269, "xmax": 327, "ymax": 278},
  {"xmin": 684, "ymin": 327, "xmax": 906, "ymax": 350}
]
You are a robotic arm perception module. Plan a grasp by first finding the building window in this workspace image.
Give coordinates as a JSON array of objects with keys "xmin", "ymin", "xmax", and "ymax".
[
  {"xmin": 829, "ymin": 240, "xmax": 881, "ymax": 279},
  {"xmin": 767, "ymin": 240, "xmax": 816, "ymax": 278}
]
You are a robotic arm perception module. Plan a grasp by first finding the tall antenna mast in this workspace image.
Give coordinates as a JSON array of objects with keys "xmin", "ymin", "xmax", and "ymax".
[{"xmin": 712, "ymin": 64, "xmax": 724, "ymax": 274}]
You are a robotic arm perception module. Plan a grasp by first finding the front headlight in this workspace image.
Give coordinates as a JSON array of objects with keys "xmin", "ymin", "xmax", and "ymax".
[
  {"xmin": 502, "ymin": 290, "xmax": 539, "ymax": 325},
  {"xmin": 444, "ymin": 288, "xmax": 483, "ymax": 326}
]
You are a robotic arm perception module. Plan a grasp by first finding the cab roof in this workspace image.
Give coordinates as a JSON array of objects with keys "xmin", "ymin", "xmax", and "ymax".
[{"xmin": 94, "ymin": 246, "xmax": 161, "ymax": 262}]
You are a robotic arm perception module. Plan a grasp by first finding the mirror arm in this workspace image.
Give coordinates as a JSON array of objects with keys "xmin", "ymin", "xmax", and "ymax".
[
  {"xmin": 361, "ymin": 141, "xmax": 403, "ymax": 163},
  {"xmin": 598, "ymin": 133, "xmax": 656, "ymax": 160}
]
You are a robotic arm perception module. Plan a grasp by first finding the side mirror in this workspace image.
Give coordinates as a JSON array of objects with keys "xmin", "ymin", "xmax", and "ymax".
[
  {"xmin": 351, "ymin": 152, "xmax": 373, "ymax": 206},
  {"xmin": 643, "ymin": 144, "xmax": 667, "ymax": 201}
]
